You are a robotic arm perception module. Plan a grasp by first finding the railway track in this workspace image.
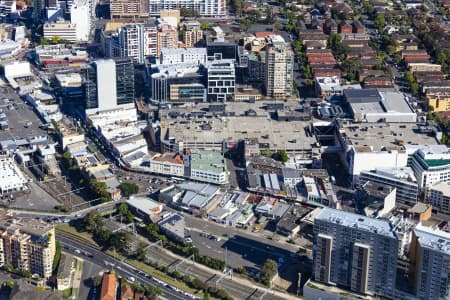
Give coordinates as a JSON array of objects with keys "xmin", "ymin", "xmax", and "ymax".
[{"xmin": 56, "ymin": 229, "xmax": 101, "ymax": 250}]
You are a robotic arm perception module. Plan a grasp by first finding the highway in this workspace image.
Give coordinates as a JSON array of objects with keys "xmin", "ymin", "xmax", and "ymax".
[
  {"xmin": 58, "ymin": 232, "xmax": 294, "ymax": 300},
  {"xmin": 57, "ymin": 236, "xmax": 193, "ymax": 300},
  {"xmin": 145, "ymin": 246, "xmax": 287, "ymax": 300}
]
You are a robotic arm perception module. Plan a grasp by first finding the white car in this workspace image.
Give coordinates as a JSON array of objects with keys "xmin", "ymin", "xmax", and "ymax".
[{"xmin": 127, "ymin": 276, "xmax": 136, "ymax": 282}]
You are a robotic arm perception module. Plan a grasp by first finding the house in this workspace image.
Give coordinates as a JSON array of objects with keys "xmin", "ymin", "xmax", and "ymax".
[
  {"xmin": 100, "ymin": 273, "xmax": 117, "ymax": 300},
  {"xmin": 338, "ymin": 21, "xmax": 353, "ymax": 34},
  {"xmin": 352, "ymin": 20, "xmax": 365, "ymax": 33},
  {"xmin": 363, "ymin": 76, "xmax": 393, "ymax": 88},
  {"xmin": 323, "ymin": 19, "xmax": 337, "ymax": 34},
  {"xmin": 121, "ymin": 284, "xmax": 134, "ymax": 300},
  {"xmin": 276, "ymin": 205, "xmax": 313, "ymax": 237},
  {"xmin": 358, "ymin": 69, "xmax": 385, "ymax": 82},
  {"xmin": 342, "ymin": 39, "xmax": 369, "ymax": 48},
  {"xmin": 56, "ymin": 254, "xmax": 76, "ymax": 291}
]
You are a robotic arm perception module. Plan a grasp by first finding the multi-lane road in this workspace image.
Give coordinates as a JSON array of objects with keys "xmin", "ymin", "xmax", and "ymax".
[{"xmin": 57, "ymin": 236, "xmax": 194, "ymax": 300}]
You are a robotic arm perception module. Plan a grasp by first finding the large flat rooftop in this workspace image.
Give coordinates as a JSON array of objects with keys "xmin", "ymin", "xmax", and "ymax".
[
  {"xmin": 316, "ymin": 207, "xmax": 396, "ymax": 238},
  {"xmin": 160, "ymin": 102, "xmax": 316, "ymax": 151},
  {"xmin": 190, "ymin": 150, "xmax": 226, "ymax": 173},
  {"xmin": 414, "ymin": 224, "xmax": 450, "ymax": 255},
  {"xmin": 340, "ymin": 123, "xmax": 438, "ymax": 150},
  {"xmin": 0, "ymin": 88, "xmax": 48, "ymax": 143}
]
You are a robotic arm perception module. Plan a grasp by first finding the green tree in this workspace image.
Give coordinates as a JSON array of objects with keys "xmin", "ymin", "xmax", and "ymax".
[
  {"xmin": 144, "ymin": 285, "xmax": 163, "ymax": 299},
  {"xmin": 180, "ymin": 7, "xmax": 200, "ymax": 17},
  {"xmin": 200, "ymin": 23, "xmax": 212, "ymax": 30},
  {"xmin": 264, "ymin": 7, "xmax": 274, "ymax": 24},
  {"xmin": 89, "ymin": 179, "xmax": 111, "ymax": 201},
  {"xmin": 119, "ymin": 182, "xmax": 139, "ymax": 197},
  {"xmin": 110, "ymin": 231, "xmax": 130, "ymax": 253},
  {"xmin": 203, "ymin": 289, "xmax": 210, "ymax": 300},
  {"xmin": 52, "ymin": 241, "xmax": 62, "ymax": 272},
  {"xmin": 272, "ymin": 150, "xmax": 289, "ymax": 163},
  {"xmin": 260, "ymin": 149, "xmax": 273, "ymax": 157},
  {"xmin": 84, "ymin": 211, "xmax": 104, "ymax": 233},
  {"xmin": 135, "ymin": 241, "xmax": 147, "ymax": 261},
  {"xmin": 341, "ymin": 58, "xmax": 361, "ymax": 81},
  {"xmin": 118, "ymin": 203, "xmax": 134, "ymax": 223},
  {"xmin": 328, "ymin": 33, "xmax": 350, "ymax": 60},
  {"xmin": 240, "ymin": 18, "xmax": 251, "ymax": 32},
  {"xmin": 232, "ymin": 0, "xmax": 243, "ymax": 16},
  {"xmin": 436, "ymin": 50, "xmax": 448, "ymax": 72},
  {"xmin": 374, "ymin": 13, "xmax": 385, "ymax": 31},
  {"xmin": 91, "ymin": 275, "xmax": 102, "ymax": 287},
  {"xmin": 261, "ymin": 259, "xmax": 278, "ymax": 286}
]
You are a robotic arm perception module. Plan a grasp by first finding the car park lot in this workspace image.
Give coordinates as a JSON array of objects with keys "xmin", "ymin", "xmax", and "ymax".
[{"xmin": 0, "ymin": 88, "xmax": 47, "ymax": 142}]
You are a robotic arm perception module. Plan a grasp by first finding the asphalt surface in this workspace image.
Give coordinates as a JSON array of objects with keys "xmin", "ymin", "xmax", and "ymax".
[
  {"xmin": 57, "ymin": 236, "xmax": 191, "ymax": 300},
  {"xmin": 78, "ymin": 258, "xmax": 104, "ymax": 300},
  {"xmin": 0, "ymin": 86, "xmax": 48, "ymax": 141},
  {"xmin": 144, "ymin": 246, "xmax": 287, "ymax": 300}
]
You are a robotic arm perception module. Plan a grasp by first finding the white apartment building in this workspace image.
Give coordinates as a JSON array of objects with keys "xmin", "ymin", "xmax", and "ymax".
[
  {"xmin": 264, "ymin": 35, "xmax": 294, "ymax": 99},
  {"xmin": 408, "ymin": 144, "xmax": 450, "ymax": 189},
  {"xmin": 426, "ymin": 181, "xmax": 450, "ymax": 214},
  {"xmin": 149, "ymin": 0, "xmax": 226, "ymax": 17},
  {"xmin": 314, "ymin": 208, "xmax": 398, "ymax": 298},
  {"xmin": 118, "ymin": 23, "xmax": 157, "ymax": 64},
  {"xmin": 160, "ymin": 47, "xmax": 207, "ymax": 65},
  {"xmin": 70, "ymin": 0, "xmax": 90, "ymax": 41}
]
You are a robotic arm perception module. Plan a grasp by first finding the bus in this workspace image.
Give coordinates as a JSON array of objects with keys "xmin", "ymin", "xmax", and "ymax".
[{"xmin": 169, "ymin": 177, "xmax": 186, "ymax": 184}]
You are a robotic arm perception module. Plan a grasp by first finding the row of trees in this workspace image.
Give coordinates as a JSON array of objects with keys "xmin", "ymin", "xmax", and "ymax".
[
  {"xmin": 260, "ymin": 149, "xmax": 289, "ymax": 163},
  {"xmin": 83, "ymin": 211, "xmax": 131, "ymax": 253}
]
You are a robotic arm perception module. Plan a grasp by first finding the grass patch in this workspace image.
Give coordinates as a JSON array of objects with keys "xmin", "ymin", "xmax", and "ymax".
[
  {"xmin": 56, "ymin": 224, "xmax": 99, "ymax": 246},
  {"xmin": 126, "ymin": 259, "xmax": 206, "ymax": 297},
  {"xmin": 59, "ymin": 288, "xmax": 72, "ymax": 299},
  {"xmin": 105, "ymin": 250, "xmax": 125, "ymax": 261}
]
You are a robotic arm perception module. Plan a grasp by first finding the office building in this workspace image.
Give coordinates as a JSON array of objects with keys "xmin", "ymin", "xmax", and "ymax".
[
  {"xmin": 149, "ymin": 0, "xmax": 225, "ymax": 17},
  {"xmin": 348, "ymin": 146, "xmax": 408, "ymax": 184},
  {"xmin": 359, "ymin": 167, "xmax": 419, "ymax": 206},
  {"xmin": 408, "ymin": 144, "xmax": 450, "ymax": 189},
  {"xmin": 118, "ymin": 23, "xmax": 157, "ymax": 64},
  {"xmin": 160, "ymin": 47, "xmax": 207, "ymax": 65},
  {"xmin": 183, "ymin": 21, "xmax": 203, "ymax": 47},
  {"xmin": 264, "ymin": 35, "xmax": 294, "ymax": 99},
  {"xmin": 110, "ymin": 0, "xmax": 149, "ymax": 19},
  {"xmin": 151, "ymin": 63, "xmax": 206, "ymax": 103},
  {"xmin": 313, "ymin": 208, "xmax": 398, "ymax": 297},
  {"xmin": 426, "ymin": 181, "xmax": 450, "ymax": 214},
  {"xmin": 82, "ymin": 58, "xmax": 135, "ymax": 112},
  {"xmin": 207, "ymin": 59, "xmax": 235, "ymax": 102},
  {"xmin": 0, "ymin": 211, "xmax": 56, "ymax": 279},
  {"xmin": 409, "ymin": 224, "xmax": 450, "ymax": 300},
  {"xmin": 43, "ymin": 19, "xmax": 78, "ymax": 42}
]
